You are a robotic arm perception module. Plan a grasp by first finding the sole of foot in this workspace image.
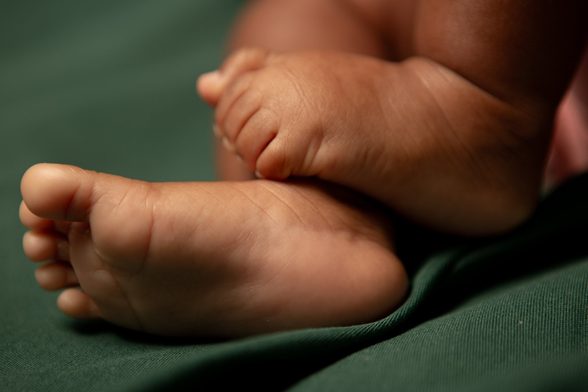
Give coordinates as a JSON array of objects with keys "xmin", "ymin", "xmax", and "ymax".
[{"xmin": 21, "ymin": 163, "xmax": 407, "ymax": 337}]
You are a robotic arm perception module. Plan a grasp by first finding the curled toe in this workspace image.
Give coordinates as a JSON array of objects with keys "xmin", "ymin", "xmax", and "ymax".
[
  {"xmin": 19, "ymin": 201, "xmax": 54, "ymax": 230},
  {"xmin": 57, "ymin": 288, "xmax": 101, "ymax": 319},
  {"xmin": 23, "ymin": 230, "xmax": 69, "ymax": 262},
  {"xmin": 35, "ymin": 261, "xmax": 78, "ymax": 291}
]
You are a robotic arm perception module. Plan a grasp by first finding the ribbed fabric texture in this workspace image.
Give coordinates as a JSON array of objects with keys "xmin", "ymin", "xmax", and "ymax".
[{"xmin": 1, "ymin": 1, "xmax": 586, "ymax": 391}]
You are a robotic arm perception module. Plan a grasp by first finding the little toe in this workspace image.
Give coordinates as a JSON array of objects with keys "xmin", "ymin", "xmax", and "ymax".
[
  {"xmin": 58, "ymin": 288, "xmax": 101, "ymax": 319},
  {"xmin": 35, "ymin": 261, "xmax": 79, "ymax": 291},
  {"xmin": 234, "ymin": 109, "xmax": 280, "ymax": 172},
  {"xmin": 215, "ymin": 73, "xmax": 255, "ymax": 134},
  {"xmin": 23, "ymin": 230, "xmax": 69, "ymax": 262},
  {"xmin": 222, "ymin": 91, "xmax": 262, "ymax": 144},
  {"xmin": 256, "ymin": 137, "xmax": 293, "ymax": 180},
  {"xmin": 19, "ymin": 200, "xmax": 54, "ymax": 230}
]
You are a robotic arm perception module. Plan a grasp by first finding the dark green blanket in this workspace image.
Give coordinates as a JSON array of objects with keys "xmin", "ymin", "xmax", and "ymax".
[{"xmin": 1, "ymin": 1, "xmax": 586, "ymax": 391}]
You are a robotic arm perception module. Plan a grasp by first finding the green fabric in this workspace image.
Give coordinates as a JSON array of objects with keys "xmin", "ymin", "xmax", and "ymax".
[{"xmin": 1, "ymin": 1, "xmax": 586, "ymax": 391}]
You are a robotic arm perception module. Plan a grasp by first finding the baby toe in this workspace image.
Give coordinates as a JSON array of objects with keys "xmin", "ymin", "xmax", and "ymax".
[
  {"xmin": 199, "ymin": 48, "xmax": 269, "ymax": 106},
  {"xmin": 222, "ymin": 137, "xmax": 237, "ymax": 153},
  {"xmin": 21, "ymin": 163, "xmax": 95, "ymax": 223},
  {"xmin": 19, "ymin": 200, "xmax": 54, "ymax": 230},
  {"xmin": 57, "ymin": 288, "xmax": 101, "ymax": 319},
  {"xmin": 222, "ymin": 91, "xmax": 262, "ymax": 144},
  {"xmin": 219, "ymin": 48, "xmax": 270, "ymax": 85},
  {"xmin": 215, "ymin": 72, "xmax": 255, "ymax": 134},
  {"xmin": 197, "ymin": 70, "xmax": 223, "ymax": 106},
  {"xmin": 235, "ymin": 109, "xmax": 280, "ymax": 172},
  {"xmin": 35, "ymin": 261, "xmax": 79, "ymax": 291},
  {"xmin": 256, "ymin": 137, "xmax": 294, "ymax": 180},
  {"xmin": 23, "ymin": 230, "xmax": 69, "ymax": 262}
]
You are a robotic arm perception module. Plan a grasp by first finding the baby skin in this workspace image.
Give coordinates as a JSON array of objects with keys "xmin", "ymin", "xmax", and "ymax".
[
  {"xmin": 198, "ymin": 49, "xmax": 543, "ymax": 237},
  {"xmin": 198, "ymin": 0, "xmax": 586, "ymax": 236},
  {"xmin": 20, "ymin": 164, "xmax": 407, "ymax": 337},
  {"xmin": 20, "ymin": 0, "xmax": 586, "ymax": 338}
]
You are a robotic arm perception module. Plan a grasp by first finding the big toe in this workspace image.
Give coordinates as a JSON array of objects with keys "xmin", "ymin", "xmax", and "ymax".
[
  {"xmin": 21, "ymin": 163, "xmax": 122, "ymax": 222},
  {"xmin": 197, "ymin": 48, "xmax": 271, "ymax": 106},
  {"xmin": 21, "ymin": 163, "xmax": 96, "ymax": 222}
]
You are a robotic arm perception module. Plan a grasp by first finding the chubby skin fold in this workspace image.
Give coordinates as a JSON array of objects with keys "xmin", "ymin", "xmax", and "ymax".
[
  {"xmin": 20, "ymin": 0, "xmax": 587, "ymax": 337},
  {"xmin": 199, "ymin": 49, "xmax": 547, "ymax": 236},
  {"xmin": 203, "ymin": 0, "xmax": 587, "ymax": 236},
  {"xmin": 21, "ymin": 163, "xmax": 407, "ymax": 337}
]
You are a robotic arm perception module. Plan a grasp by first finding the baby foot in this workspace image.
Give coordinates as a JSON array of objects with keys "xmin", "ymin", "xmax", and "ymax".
[
  {"xmin": 20, "ymin": 164, "xmax": 407, "ymax": 337},
  {"xmin": 198, "ymin": 49, "xmax": 544, "ymax": 236},
  {"xmin": 198, "ymin": 48, "xmax": 395, "ymax": 182}
]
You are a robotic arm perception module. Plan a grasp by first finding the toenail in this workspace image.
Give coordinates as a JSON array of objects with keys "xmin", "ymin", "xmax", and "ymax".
[
  {"xmin": 254, "ymin": 171, "xmax": 266, "ymax": 179},
  {"xmin": 201, "ymin": 70, "xmax": 222, "ymax": 85},
  {"xmin": 213, "ymin": 124, "xmax": 222, "ymax": 138},
  {"xmin": 222, "ymin": 137, "xmax": 236, "ymax": 153}
]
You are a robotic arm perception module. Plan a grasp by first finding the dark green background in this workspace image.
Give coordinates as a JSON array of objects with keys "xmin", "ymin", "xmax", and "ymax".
[{"xmin": 1, "ymin": 1, "xmax": 587, "ymax": 391}]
